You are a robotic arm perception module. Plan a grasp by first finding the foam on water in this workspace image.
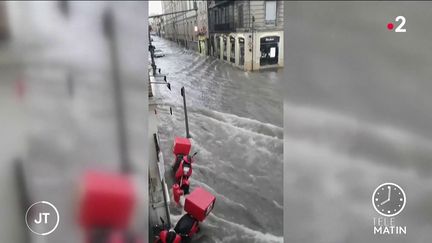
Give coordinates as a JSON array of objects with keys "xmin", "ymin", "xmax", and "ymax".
[
  {"xmin": 207, "ymin": 214, "xmax": 283, "ymax": 243},
  {"xmin": 155, "ymin": 103, "xmax": 283, "ymax": 241}
]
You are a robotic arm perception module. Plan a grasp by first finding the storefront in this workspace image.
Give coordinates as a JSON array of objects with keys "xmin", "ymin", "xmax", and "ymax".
[
  {"xmin": 259, "ymin": 36, "xmax": 280, "ymax": 66},
  {"xmin": 229, "ymin": 36, "xmax": 235, "ymax": 63}
]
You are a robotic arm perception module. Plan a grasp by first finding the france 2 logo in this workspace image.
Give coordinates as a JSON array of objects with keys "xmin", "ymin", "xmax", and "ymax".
[{"xmin": 387, "ymin": 16, "xmax": 406, "ymax": 32}]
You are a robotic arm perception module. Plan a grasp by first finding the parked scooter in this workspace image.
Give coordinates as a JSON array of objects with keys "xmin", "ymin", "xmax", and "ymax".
[
  {"xmin": 173, "ymin": 152, "xmax": 198, "ymax": 194},
  {"xmin": 155, "ymin": 187, "xmax": 216, "ymax": 243}
]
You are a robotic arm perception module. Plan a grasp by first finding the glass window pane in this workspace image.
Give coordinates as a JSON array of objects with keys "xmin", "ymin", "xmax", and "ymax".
[{"xmin": 265, "ymin": 1, "xmax": 277, "ymax": 21}]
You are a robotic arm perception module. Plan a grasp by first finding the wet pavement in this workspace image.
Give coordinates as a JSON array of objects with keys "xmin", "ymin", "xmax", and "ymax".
[
  {"xmin": 285, "ymin": 2, "xmax": 432, "ymax": 243},
  {"xmin": 151, "ymin": 36, "xmax": 283, "ymax": 242}
]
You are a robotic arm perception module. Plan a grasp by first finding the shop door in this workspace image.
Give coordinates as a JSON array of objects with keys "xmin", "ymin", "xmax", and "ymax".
[
  {"xmin": 239, "ymin": 38, "xmax": 245, "ymax": 66},
  {"xmin": 230, "ymin": 37, "xmax": 235, "ymax": 63},
  {"xmin": 223, "ymin": 37, "xmax": 227, "ymax": 60}
]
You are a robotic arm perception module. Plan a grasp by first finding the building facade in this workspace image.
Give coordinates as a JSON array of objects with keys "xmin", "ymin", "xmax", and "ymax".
[
  {"xmin": 149, "ymin": 16, "xmax": 162, "ymax": 36},
  {"xmin": 208, "ymin": 0, "xmax": 284, "ymax": 71},
  {"xmin": 161, "ymin": 1, "xmax": 208, "ymax": 53},
  {"xmin": 196, "ymin": 1, "xmax": 209, "ymax": 55},
  {"xmin": 0, "ymin": 2, "xmax": 9, "ymax": 40}
]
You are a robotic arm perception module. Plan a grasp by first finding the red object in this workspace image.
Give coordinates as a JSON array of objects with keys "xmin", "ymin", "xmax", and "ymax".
[
  {"xmin": 184, "ymin": 187, "xmax": 215, "ymax": 222},
  {"xmin": 387, "ymin": 23, "xmax": 394, "ymax": 30},
  {"xmin": 157, "ymin": 230, "xmax": 182, "ymax": 243},
  {"xmin": 174, "ymin": 157, "xmax": 192, "ymax": 182},
  {"xmin": 173, "ymin": 214, "xmax": 199, "ymax": 238},
  {"xmin": 79, "ymin": 171, "xmax": 135, "ymax": 229},
  {"xmin": 173, "ymin": 137, "xmax": 191, "ymax": 155},
  {"xmin": 172, "ymin": 184, "xmax": 183, "ymax": 205}
]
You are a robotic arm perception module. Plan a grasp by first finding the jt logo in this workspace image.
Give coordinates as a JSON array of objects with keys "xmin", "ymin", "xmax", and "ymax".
[{"xmin": 34, "ymin": 213, "xmax": 50, "ymax": 224}]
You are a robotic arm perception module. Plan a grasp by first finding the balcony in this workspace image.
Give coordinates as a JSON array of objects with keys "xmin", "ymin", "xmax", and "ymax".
[
  {"xmin": 213, "ymin": 23, "xmax": 235, "ymax": 32},
  {"xmin": 208, "ymin": 0, "xmax": 233, "ymax": 9}
]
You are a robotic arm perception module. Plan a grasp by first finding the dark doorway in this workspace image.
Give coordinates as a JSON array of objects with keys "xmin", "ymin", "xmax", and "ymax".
[
  {"xmin": 223, "ymin": 37, "xmax": 227, "ymax": 60},
  {"xmin": 216, "ymin": 36, "xmax": 220, "ymax": 58},
  {"xmin": 230, "ymin": 36, "xmax": 235, "ymax": 63},
  {"xmin": 260, "ymin": 36, "xmax": 279, "ymax": 66},
  {"xmin": 239, "ymin": 37, "xmax": 245, "ymax": 66}
]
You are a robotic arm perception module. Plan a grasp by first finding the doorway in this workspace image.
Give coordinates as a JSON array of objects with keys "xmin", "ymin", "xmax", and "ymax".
[
  {"xmin": 259, "ymin": 36, "xmax": 280, "ymax": 66},
  {"xmin": 239, "ymin": 37, "xmax": 245, "ymax": 66}
]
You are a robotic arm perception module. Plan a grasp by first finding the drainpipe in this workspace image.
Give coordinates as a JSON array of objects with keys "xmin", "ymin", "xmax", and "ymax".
[
  {"xmin": 251, "ymin": 15, "xmax": 255, "ymax": 71},
  {"xmin": 183, "ymin": 12, "xmax": 187, "ymax": 49}
]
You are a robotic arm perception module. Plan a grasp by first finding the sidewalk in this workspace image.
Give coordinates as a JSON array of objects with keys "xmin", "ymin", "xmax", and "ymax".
[{"xmin": 148, "ymin": 74, "xmax": 172, "ymax": 240}]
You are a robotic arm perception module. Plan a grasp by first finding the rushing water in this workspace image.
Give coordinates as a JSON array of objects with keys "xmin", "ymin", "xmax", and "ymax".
[{"xmin": 151, "ymin": 36, "xmax": 283, "ymax": 242}]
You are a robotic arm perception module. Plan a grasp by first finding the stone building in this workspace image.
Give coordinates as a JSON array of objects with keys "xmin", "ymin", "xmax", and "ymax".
[
  {"xmin": 161, "ymin": 1, "xmax": 205, "ymax": 52},
  {"xmin": 208, "ymin": 0, "xmax": 284, "ymax": 71},
  {"xmin": 196, "ymin": 0, "xmax": 209, "ymax": 55}
]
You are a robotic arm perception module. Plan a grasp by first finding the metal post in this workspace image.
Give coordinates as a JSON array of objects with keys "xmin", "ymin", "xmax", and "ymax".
[
  {"xmin": 14, "ymin": 158, "xmax": 31, "ymax": 243},
  {"xmin": 103, "ymin": 10, "xmax": 131, "ymax": 173},
  {"xmin": 180, "ymin": 87, "xmax": 191, "ymax": 138},
  {"xmin": 153, "ymin": 133, "xmax": 172, "ymax": 228},
  {"xmin": 251, "ymin": 15, "xmax": 255, "ymax": 71}
]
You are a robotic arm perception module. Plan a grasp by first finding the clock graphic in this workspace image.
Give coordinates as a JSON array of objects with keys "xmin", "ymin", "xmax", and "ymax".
[{"xmin": 372, "ymin": 183, "xmax": 406, "ymax": 217}]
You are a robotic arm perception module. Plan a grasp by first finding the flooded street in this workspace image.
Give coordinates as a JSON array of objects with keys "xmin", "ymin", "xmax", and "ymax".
[{"xmin": 151, "ymin": 36, "xmax": 283, "ymax": 242}]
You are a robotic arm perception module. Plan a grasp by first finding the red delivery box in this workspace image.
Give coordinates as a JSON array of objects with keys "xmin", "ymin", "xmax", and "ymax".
[
  {"xmin": 184, "ymin": 187, "xmax": 216, "ymax": 221},
  {"xmin": 79, "ymin": 171, "xmax": 135, "ymax": 229},
  {"xmin": 173, "ymin": 137, "xmax": 191, "ymax": 155}
]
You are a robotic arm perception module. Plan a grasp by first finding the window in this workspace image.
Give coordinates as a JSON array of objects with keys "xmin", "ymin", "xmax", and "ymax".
[
  {"xmin": 238, "ymin": 4, "xmax": 243, "ymax": 28},
  {"xmin": 225, "ymin": 7, "xmax": 229, "ymax": 23},
  {"xmin": 230, "ymin": 4, "xmax": 234, "ymax": 23},
  {"xmin": 265, "ymin": 1, "xmax": 277, "ymax": 25},
  {"xmin": 214, "ymin": 10, "xmax": 217, "ymax": 24}
]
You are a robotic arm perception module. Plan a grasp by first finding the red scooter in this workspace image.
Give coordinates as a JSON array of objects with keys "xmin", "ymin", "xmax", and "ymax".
[
  {"xmin": 173, "ymin": 152, "xmax": 197, "ymax": 195},
  {"xmin": 154, "ymin": 230, "xmax": 182, "ymax": 243},
  {"xmin": 156, "ymin": 187, "xmax": 215, "ymax": 243}
]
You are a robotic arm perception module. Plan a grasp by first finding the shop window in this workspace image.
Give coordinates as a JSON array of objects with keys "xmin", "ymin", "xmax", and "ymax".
[
  {"xmin": 238, "ymin": 5, "xmax": 243, "ymax": 28},
  {"xmin": 260, "ymin": 36, "xmax": 280, "ymax": 66}
]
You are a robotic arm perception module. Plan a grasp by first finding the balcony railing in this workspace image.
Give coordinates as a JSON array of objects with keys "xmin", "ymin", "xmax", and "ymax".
[{"xmin": 213, "ymin": 23, "xmax": 235, "ymax": 32}]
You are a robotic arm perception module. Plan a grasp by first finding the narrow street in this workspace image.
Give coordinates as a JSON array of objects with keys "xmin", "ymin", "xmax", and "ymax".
[{"xmin": 151, "ymin": 36, "xmax": 283, "ymax": 242}]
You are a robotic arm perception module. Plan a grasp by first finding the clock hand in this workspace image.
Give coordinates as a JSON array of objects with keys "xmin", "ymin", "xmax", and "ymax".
[
  {"xmin": 380, "ymin": 198, "xmax": 389, "ymax": 205},
  {"xmin": 387, "ymin": 186, "xmax": 391, "ymax": 201},
  {"xmin": 380, "ymin": 186, "xmax": 392, "ymax": 205}
]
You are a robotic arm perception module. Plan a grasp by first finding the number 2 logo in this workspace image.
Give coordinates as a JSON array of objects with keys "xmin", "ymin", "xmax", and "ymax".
[{"xmin": 394, "ymin": 16, "xmax": 406, "ymax": 32}]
